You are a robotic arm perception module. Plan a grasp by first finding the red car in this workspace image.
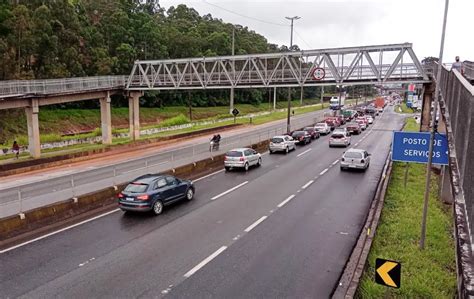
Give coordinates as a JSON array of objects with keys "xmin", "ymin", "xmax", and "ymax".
[
  {"xmin": 325, "ymin": 117, "xmax": 341, "ymax": 128},
  {"xmin": 347, "ymin": 122, "xmax": 362, "ymax": 135}
]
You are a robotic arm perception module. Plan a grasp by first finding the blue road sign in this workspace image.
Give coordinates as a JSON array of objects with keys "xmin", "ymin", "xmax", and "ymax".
[{"xmin": 392, "ymin": 131, "xmax": 449, "ymax": 165}]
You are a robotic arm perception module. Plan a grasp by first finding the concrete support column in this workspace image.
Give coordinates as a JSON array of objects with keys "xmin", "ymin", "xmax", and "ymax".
[
  {"xmin": 273, "ymin": 87, "xmax": 277, "ymax": 110},
  {"xmin": 100, "ymin": 93, "xmax": 112, "ymax": 145},
  {"xmin": 229, "ymin": 87, "xmax": 234, "ymax": 115},
  {"xmin": 440, "ymin": 166, "xmax": 453, "ymax": 204},
  {"xmin": 420, "ymin": 83, "xmax": 434, "ymax": 132},
  {"xmin": 25, "ymin": 99, "xmax": 40, "ymax": 158},
  {"xmin": 128, "ymin": 92, "xmax": 141, "ymax": 141},
  {"xmin": 300, "ymin": 86, "xmax": 304, "ymax": 105}
]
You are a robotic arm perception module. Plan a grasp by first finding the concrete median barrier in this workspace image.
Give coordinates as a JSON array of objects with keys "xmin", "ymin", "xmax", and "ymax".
[{"xmin": 0, "ymin": 124, "xmax": 242, "ymax": 177}]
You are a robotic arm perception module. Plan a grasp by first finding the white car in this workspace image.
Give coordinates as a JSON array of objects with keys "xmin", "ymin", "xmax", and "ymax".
[
  {"xmin": 269, "ymin": 135, "xmax": 296, "ymax": 154},
  {"xmin": 329, "ymin": 131, "xmax": 351, "ymax": 147},
  {"xmin": 225, "ymin": 148, "xmax": 261, "ymax": 171},
  {"xmin": 314, "ymin": 122, "xmax": 331, "ymax": 135},
  {"xmin": 333, "ymin": 127, "xmax": 348, "ymax": 135},
  {"xmin": 366, "ymin": 116, "xmax": 374, "ymax": 124},
  {"xmin": 340, "ymin": 149, "xmax": 371, "ymax": 171}
]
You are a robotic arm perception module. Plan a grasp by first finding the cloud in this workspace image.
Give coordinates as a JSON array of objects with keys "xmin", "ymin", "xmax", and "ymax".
[{"xmin": 160, "ymin": 0, "xmax": 474, "ymax": 62}]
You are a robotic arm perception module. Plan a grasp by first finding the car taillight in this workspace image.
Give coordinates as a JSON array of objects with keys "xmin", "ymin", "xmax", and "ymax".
[
  {"xmin": 137, "ymin": 195, "xmax": 149, "ymax": 200},
  {"xmin": 224, "ymin": 156, "xmax": 227, "ymax": 161},
  {"xmin": 117, "ymin": 193, "xmax": 124, "ymax": 198},
  {"xmin": 361, "ymin": 159, "xmax": 365, "ymax": 163},
  {"xmin": 300, "ymin": 137, "xmax": 304, "ymax": 141},
  {"xmin": 240, "ymin": 157, "xmax": 244, "ymax": 161}
]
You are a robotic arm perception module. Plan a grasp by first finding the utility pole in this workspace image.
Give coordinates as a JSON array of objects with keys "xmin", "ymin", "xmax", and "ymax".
[
  {"xmin": 420, "ymin": 0, "xmax": 449, "ymax": 250},
  {"xmin": 285, "ymin": 16, "xmax": 300, "ymax": 133},
  {"xmin": 230, "ymin": 26, "xmax": 235, "ymax": 115}
]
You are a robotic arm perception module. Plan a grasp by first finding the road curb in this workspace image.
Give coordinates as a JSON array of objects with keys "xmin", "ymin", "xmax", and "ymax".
[{"xmin": 332, "ymin": 150, "xmax": 394, "ymax": 298}]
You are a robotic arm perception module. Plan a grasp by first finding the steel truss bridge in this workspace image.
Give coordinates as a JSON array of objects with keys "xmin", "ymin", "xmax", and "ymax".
[
  {"xmin": 0, "ymin": 43, "xmax": 431, "ymax": 98},
  {"xmin": 126, "ymin": 43, "xmax": 430, "ymax": 91}
]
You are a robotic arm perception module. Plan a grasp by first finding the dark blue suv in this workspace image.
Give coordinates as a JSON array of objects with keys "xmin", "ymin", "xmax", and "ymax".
[{"xmin": 118, "ymin": 174, "xmax": 195, "ymax": 215}]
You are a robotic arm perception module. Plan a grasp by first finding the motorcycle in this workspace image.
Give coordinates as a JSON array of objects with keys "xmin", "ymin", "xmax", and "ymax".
[{"xmin": 209, "ymin": 140, "xmax": 220, "ymax": 151}]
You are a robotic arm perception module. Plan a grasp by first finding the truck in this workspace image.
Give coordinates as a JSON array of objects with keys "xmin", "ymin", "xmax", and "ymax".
[
  {"xmin": 374, "ymin": 97, "xmax": 385, "ymax": 109},
  {"xmin": 329, "ymin": 96, "xmax": 345, "ymax": 110}
]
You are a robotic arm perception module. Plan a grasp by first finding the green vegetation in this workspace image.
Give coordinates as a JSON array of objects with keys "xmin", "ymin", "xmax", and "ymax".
[
  {"xmin": 0, "ymin": 99, "xmax": 325, "ymax": 145},
  {"xmin": 357, "ymin": 118, "xmax": 456, "ymax": 298},
  {"xmin": 395, "ymin": 102, "xmax": 416, "ymax": 114},
  {"xmin": 0, "ymin": 101, "xmax": 331, "ymax": 162}
]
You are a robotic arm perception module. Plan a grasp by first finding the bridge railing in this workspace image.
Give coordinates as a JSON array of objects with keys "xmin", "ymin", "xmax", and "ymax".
[
  {"xmin": 464, "ymin": 61, "xmax": 474, "ymax": 81},
  {"xmin": 0, "ymin": 75, "xmax": 127, "ymax": 96},
  {"xmin": 436, "ymin": 63, "xmax": 474, "ymax": 296}
]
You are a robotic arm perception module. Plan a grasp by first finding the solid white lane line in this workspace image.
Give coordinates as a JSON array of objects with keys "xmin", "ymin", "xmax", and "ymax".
[
  {"xmin": 244, "ymin": 216, "xmax": 268, "ymax": 233},
  {"xmin": 297, "ymin": 148, "xmax": 312, "ymax": 157},
  {"xmin": 192, "ymin": 169, "xmax": 225, "ymax": 182},
  {"xmin": 277, "ymin": 194, "xmax": 295, "ymax": 208},
  {"xmin": 320, "ymin": 168, "xmax": 328, "ymax": 175},
  {"xmin": 0, "ymin": 209, "xmax": 120, "ymax": 254},
  {"xmin": 184, "ymin": 246, "xmax": 227, "ymax": 278},
  {"xmin": 302, "ymin": 180, "xmax": 314, "ymax": 189},
  {"xmin": 211, "ymin": 181, "xmax": 249, "ymax": 200},
  {"xmin": 332, "ymin": 159, "xmax": 339, "ymax": 165}
]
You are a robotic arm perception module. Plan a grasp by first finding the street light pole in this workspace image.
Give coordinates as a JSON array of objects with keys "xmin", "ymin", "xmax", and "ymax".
[
  {"xmin": 285, "ymin": 16, "xmax": 300, "ymax": 133},
  {"xmin": 420, "ymin": 0, "xmax": 450, "ymax": 250}
]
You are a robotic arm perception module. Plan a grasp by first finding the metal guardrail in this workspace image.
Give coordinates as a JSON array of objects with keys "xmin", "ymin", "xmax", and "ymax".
[
  {"xmin": 0, "ymin": 76, "xmax": 127, "ymax": 97},
  {"xmin": 0, "ymin": 108, "xmax": 333, "ymax": 219}
]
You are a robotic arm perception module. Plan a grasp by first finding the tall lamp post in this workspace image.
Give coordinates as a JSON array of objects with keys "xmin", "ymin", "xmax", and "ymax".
[{"xmin": 285, "ymin": 16, "xmax": 300, "ymax": 133}]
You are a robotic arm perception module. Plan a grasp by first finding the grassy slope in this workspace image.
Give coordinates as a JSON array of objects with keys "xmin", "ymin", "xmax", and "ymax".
[
  {"xmin": 0, "ymin": 100, "xmax": 334, "ymax": 161},
  {"xmin": 395, "ymin": 102, "xmax": 415, "ymax": 114},
  {"xmin": 357, "ymin": 118, "xmax": 456, "ymax": 298}
]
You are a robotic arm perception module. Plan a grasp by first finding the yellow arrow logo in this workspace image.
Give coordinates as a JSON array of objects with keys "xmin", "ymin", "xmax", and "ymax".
[{"xmin": 376, "ymin": 261, "xmax": 398, "ymax": 287}]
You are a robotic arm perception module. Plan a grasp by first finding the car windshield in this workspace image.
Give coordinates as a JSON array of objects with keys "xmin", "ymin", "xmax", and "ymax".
[
  {"xmin": 292, "ymin": 131, "xmax": 304, "ymax": 137},
  {"xmin": 304, "ymin": 127, "xmax": 314, "ymax": 131},
  {"xmin": 124, "ymin": 183, "xmax": 148, "ymax": 193},
  {"xmin": 331, "ymin": 134, "xmax": 345, "ymax": 139},
  {"xmin": 226, "ymin": 151, "xmax": 243, "ymax": 157},
  {"xmin": 271, "ymin": 137, "xmax": 284, "ymax": 143},
  {"xmin": 344, "ymin": 152, "xmax": 363, "ymax": 159},
  {"xmin": 315, "ymin": 123, "xmax": 326, "ymax": 127}
]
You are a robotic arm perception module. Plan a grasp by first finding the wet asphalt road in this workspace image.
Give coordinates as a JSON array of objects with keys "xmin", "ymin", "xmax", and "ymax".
[{"xmin": 0, "ymin": 107, "xmax": 404, "ymax": 298}]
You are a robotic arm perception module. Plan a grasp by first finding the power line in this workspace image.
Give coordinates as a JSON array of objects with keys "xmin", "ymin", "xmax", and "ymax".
[
  {"xmin": 294, "ymin": 29, "xmax": 312, "ymax": 49},
  {"xmin": 202, "ymin": 0, "xmax": 288, "ymax": 27}
]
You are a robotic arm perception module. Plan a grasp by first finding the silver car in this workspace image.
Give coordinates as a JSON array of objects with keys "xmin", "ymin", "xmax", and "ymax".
[
  {"xmin": 269, "ymin": 135, "xmax": 296, "ymax": 154},
  {"xmin": 329, "ymin": 131, "xmax": 351, "ymax": 147},
  {"xmin": 340, "ymin": 149, "xmax": 371, "ymax": 171},
  {"xmin": 224, "ymin": 148, "xmax": 262, "ymax": 171},
  {"xmin": 314, "ymin": 122, "xmax": 331, "ymax": 135}
]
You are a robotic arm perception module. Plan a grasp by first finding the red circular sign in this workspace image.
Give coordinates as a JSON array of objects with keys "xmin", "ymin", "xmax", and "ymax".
[{"xmin": 312, "ymin": 67, "xmax": 325, "ymax": 80}]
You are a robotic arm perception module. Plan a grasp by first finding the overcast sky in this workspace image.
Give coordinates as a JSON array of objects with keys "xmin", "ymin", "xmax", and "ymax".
[{"xmin": 159, "ymin": 0, "xmax": 473, "ymax": 62}]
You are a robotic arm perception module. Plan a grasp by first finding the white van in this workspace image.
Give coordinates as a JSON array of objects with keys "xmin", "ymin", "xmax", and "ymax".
[{"xmin": 329, "ymin": 96, "xmax": 344, "ymax": 110}]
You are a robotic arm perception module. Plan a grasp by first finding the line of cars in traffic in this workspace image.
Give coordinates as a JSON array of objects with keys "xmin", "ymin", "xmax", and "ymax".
[{"xmin": 118, "ymin": 105, "xmax": 382, "ymax": 215}]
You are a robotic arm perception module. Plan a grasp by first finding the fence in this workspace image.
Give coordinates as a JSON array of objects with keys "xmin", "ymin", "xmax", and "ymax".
[
  {"xmin": 437, "ymin": 64, "xmax": 474, "ymax": 296},
  {"xmin": 0, "ymin": 108, "xmax": 328, "ymax": 219},
  {"xmin": 0, "ymin": 76, "xmax": 127, "ymax": 96}
]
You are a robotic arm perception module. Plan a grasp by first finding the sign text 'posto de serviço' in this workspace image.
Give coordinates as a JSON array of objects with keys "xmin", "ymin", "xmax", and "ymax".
[{"xmin": 392, "ymin": 131, "xmax": 448, "ymax": 165}]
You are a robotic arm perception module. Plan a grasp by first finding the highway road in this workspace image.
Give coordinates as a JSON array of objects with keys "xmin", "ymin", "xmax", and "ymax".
[
  {"xmin": 0, "ymin": 106, "xmax": 404, "ymax": 298},
  {"xmin": 1, "ymin": 105, "xmax": 341, "ymax": 218}
]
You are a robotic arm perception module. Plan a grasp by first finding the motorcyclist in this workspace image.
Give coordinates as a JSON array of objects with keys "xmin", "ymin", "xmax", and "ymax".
[{"xmin": 210, "ymin": 134, "xmax": 220, "ymax": 151}]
